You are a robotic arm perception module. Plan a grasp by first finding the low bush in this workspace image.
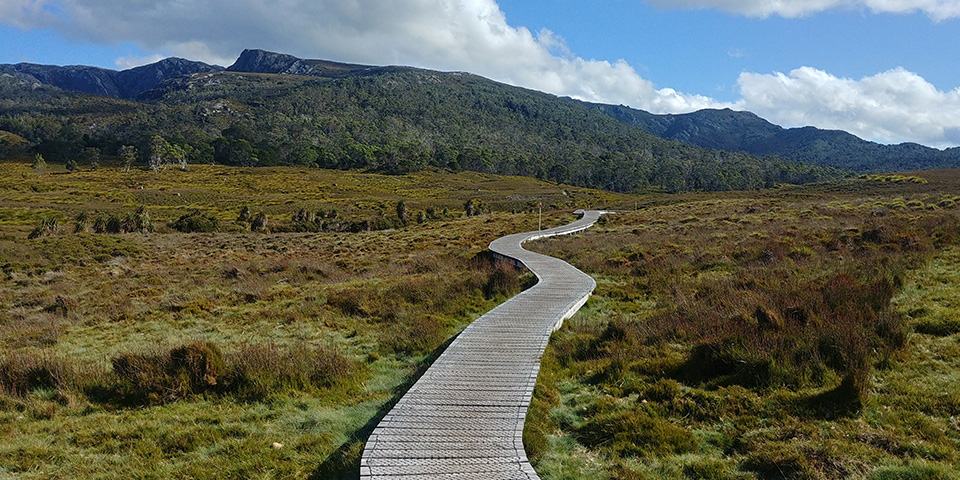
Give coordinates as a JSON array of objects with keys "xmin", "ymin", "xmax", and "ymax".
[
  {"xmin": 576, "ymin": 407, "xmax": 698, "ymax": 457},
  {"xmin": 112, "ymin": 340, "xmax": 225, "ymax": 403},
  {"xmin": 483, "ymin": 260, "xmax": 521, "ymax": 299},
  {"xmin": 0, "ymin": 351, "xmax": 73, "ymax": 397},
  {"xmin": 110, "ymin": 340, "xmax": 363, "ymax": 404},
  {"xmin": 383, "ymin": 314, "xmax": 447, "ymax": 356},
  {"xmin": 169, "ymin": 210, "xmax": 220, "ymax": 233},
  {"xmin": 227, "ymin": 342, "xmax": 363, "ymax": 399}
]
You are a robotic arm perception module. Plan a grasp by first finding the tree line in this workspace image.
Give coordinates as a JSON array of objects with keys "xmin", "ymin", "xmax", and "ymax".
[{"xmin": 0, "ymin": 71, "xmax": 844, "ymax": 192}]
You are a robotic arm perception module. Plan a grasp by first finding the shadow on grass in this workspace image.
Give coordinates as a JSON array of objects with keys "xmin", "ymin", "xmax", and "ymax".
[{"xmin": 309, "ymin": 332, "xmax": 460, "ymax": 480}]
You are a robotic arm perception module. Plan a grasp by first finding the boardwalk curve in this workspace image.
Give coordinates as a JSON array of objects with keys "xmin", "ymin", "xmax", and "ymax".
[{"xmin": 360, "ymin": 210, "xmax": 605, "ymax": 480}]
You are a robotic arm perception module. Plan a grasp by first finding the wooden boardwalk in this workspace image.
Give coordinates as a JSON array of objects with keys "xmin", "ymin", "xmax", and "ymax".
[{"xmin": 360, "ymin": 210, "xmax": 604, "ymax": 480}]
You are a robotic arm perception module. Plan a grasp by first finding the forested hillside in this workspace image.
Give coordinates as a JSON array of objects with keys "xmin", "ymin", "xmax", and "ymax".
[
  {"xmin": 0, "ymin": 53, "xmax": 841, "ymax": 193},
  {"xmin": 590, "ymin": 103, "xmax": 960, "ymax": 173}
]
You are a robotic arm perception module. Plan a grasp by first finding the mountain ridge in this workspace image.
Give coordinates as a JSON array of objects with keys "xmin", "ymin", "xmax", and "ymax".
[
  {"xmin": 1, "ymin": 48, "xmax": 955, "ymax": 177},
  {"xmin": 0, "ymin": 57, "xmax": 223, "ymax": 99},
  {"xmin": 0, "ymin": 57, "xmax": 839, "ymax": 193},
  {"xmin": 585, "ymin": 103, "xmax": 960, "ymax": 173}
]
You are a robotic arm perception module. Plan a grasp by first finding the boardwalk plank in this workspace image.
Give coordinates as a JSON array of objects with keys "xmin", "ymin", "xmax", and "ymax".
[{"xmin": 360, "ymin": 210, "xmax": 603, "ymax": 479}]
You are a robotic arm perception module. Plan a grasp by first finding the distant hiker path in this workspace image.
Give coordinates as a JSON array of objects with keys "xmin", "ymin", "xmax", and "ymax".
[{"xmin": 360, "ymin": 210, "xmax": 605, "ymax": 479}]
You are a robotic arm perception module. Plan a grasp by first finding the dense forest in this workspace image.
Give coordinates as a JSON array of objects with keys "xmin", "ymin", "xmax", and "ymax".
[{"xmin": 0, "ymin": 68, "xmax": 842, "ymax": 192}]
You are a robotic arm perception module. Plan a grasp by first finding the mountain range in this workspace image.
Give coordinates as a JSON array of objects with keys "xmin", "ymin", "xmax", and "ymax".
[
  {"xmin": 3, "ymin": 49, "xmax": 958, "ymax": 175},
  {"xmin": 586, "ymin": 103, "xmax": 960, "ymax": 173},
  {"xmin": 4, "ymin": 49, "xmax": 958, "ymax": 175},
  {"xmin": 0, "ymin": 57, "xmax": 223, "ymax": 100},
  {"xmin": 0, "ymin": 49, "xmax": 954, "ymax": 192}
]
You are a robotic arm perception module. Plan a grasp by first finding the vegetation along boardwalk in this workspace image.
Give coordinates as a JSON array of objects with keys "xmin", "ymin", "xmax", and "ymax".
[{"xmin": 360, "ymin": 210, "xmax": 605, "ymax": 479}]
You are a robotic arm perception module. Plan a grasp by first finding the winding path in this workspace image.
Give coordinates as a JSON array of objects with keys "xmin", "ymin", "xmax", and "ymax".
[{"xmin": 360, "ymin": 210, "xmax": 604, "ymax": 480}]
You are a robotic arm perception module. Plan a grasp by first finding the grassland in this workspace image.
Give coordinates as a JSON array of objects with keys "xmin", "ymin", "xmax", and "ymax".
[
  {"xmin": 524, "ymin": 170, "xmax": 960, "ymax": 479},
  {"xmin": 3, "ymin": 157, "xmax": 960, "ymax": 479},
  {"xmin": 0, "ymin": 158, "xmax": 629, "ymax": 479}
]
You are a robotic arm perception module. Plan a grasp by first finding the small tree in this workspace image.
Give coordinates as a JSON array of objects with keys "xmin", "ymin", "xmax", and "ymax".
[
  {"xmin": 65, "ymin": 159, "xmax": 79, "ymax": 172},
  {"xmin": 132, "ymin": 205, "xmax": 154, "ymax": 233},
  {"xmin": 166, "ymin": 143, "xmax": 187, "ymax": 171},
  {"xmin": 169, "ymin": 210, "xmax": 219, "ymax": 233},
  {"xmin": 119, "ymin": 145, "xmax": 137, "ymax": 172},
  {"xmin": 465, "ymin": 198, "xmax": 486, "ymax": 217},
  {"xmin": 237, "ymin": 205, "xmax": 252, "ymax": 223},
  {"xmin": 28, "ymin": 216, "xmax": 59, "ymax": 239},
  {"xmin": 149, "ymin": 135, "xmax": 167, "ymax": 173},
  {"xmin": 82, "ymin": 147, "xmax": 100, "ymax": 170},
  {"xmin": 74, "ymin": 211, "xmax": 89, "ymax": 233},
  {"xmin": 32, "ymin": 153, "xmax": 47, "ymax": 177},
  {"xmin": 396, "ymin": 201, "xmax": 407, "ymax": 224},
  {"xmin": 251, "ymin": 212, "xmax": 268, "ymax": 232}
]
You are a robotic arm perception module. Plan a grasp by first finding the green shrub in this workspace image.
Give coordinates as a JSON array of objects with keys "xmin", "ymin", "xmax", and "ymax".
[
  {"xmin": 169, "ymin": 210, "xmax": 220, "ymax": 233},
  {"xmin": 226, "ymin": 342, "xmax": 363, "ymax": 398},
  {"xmin": 0, "ymin": 351, "xmax": 72, "ymax": 397},
  {"xmin": 743, "ymin": 444, "xmax": 814, "ymax": 479},
  {"xmin": 384, "ymin": 314, "xmax": 447, "ymax": 355},
  {"xmin": 28, "ymin": 216, "xmax": 59, "ymax": 239},
  {"xmin": 577, "ymin": 407, "xmax": 698, "ymax": 457},
  {"xmin": 645, "ymin": 378, "xmax": 682, "ymax": 402},
  {"xmin": 483, "ymin": 260, "xmax": 520, "ymax": 299},
  {"xmin": 683, "ymin": 337, "xmax": 770, "ymax": 387},
  {"xmin": 112, "ymin": 340, "xmax": 225, "ymax": 403},
  {"xmin": 103, "ymin": 341, "xmax": 364, "ymax": 404}
]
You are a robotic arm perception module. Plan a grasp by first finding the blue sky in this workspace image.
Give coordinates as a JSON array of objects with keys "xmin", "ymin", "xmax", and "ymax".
[
  {"xmin": 497, "ymin": 1, "xmax": 960, "ymax": 103},
  {"xmin": 1, "ymin": 1, "xmax": 959, "ymax": 147}
]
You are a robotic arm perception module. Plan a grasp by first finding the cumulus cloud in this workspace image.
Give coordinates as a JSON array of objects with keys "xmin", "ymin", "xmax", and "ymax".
[
  {"xmin": 0, "ymin": 0, "xmax": 723, "ymax": 113},
  {"xmin": 0, "ymin": 0, "xmax": 55, "ymax": 29},
  {"xmin": 738, "ymin": 67, "xmax": 960, "ymax": 147},
  {"xmin": 2, "ymin": 0, "xmax": 959, "ymax": 147},
  {"xmin": 115, "ymin": 54, "xmax": 165, "ymax": 70},
  {"xmin": 644, "ymin": 0, "xmax": 960, "ymax": 20}
]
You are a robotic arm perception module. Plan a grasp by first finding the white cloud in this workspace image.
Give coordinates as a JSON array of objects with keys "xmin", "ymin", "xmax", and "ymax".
[
  {"xmin": 2, "ymin": 0, "xmax": 959, "ymax": 147},
  {"xmin": 644, "ymin": 0, "xmax": 960, "ymax": 20},
  {"xmin": 0, "ymin": 0, "xmax": 55, "ymax": 29},
  {"xmin": 1, "ymin": 0, "xmax": 724, "ymax": 113},
  {"xmin": 738, "ymin": 66, "xmax": 960, "ymax": 147},
  {"xmin": 115, "ymin": 54, "xmax": 165, "ymax": 70},
  {"xmin": 727, "ymin": 48, "xmax": 747, "ymax": 58}
]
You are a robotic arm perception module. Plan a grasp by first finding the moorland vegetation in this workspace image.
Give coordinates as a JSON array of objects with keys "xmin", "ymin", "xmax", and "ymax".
[
  {"xmin": 0, "ymin": 157, "xmax": 625, "ymax": 478},
  {"xmin": 526, "ymin": 171, "xmax": 960, "ymax": 479},
  {"xmin": 2, "ymin": 155, "xmax": 959, "ymax": 479}
]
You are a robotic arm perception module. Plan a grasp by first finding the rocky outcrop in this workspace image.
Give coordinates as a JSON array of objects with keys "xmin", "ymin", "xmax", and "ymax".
[{"xmin": 226, "ymin": 49, "xmax": 396, "ymax": 78}]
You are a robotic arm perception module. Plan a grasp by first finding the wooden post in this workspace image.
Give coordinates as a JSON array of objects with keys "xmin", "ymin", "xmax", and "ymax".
[{"xmin": 538, "ymin": 202, "xmax": 542, "ymax": 231}]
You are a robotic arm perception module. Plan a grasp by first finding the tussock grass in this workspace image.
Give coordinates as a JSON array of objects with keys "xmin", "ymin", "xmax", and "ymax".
[
  {"xmin": 526, "ymin": 172, "xmax": 960, "ymax": 479},
  {"xmin": 0, "ymin": 160, "xmax": 590, "ymax": 478}
]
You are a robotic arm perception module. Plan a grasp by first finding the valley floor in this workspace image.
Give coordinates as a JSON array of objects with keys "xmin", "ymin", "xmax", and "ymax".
[{"xmin": 1, "ymin": 160, "xmax": 958, "ymax": 479}]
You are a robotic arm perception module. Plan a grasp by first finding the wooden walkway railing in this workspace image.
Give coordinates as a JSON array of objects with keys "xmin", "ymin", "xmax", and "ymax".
[{"xmin": 360, "ymin": 210, "xmax": 604, "ymax": 480}]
